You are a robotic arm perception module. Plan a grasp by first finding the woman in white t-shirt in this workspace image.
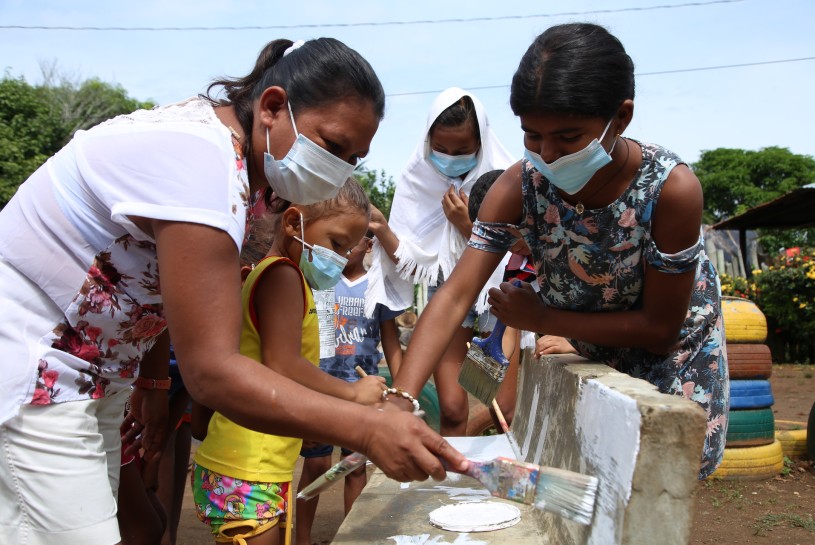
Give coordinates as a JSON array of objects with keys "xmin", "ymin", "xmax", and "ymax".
[{"xmin": 0, "ymin": 37, "xmax": 466, "ymax": 545}]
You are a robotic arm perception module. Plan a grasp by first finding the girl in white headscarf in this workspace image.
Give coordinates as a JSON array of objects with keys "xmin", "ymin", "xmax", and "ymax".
[{"xmin": 366, "ymin": 87, "xmax": 514, "ymax": 434}]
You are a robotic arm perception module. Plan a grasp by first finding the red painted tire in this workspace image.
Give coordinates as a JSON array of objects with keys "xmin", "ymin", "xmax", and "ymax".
[{"xmin": 726, "ymin": 343, "xmax": 773, "ymax": 380}]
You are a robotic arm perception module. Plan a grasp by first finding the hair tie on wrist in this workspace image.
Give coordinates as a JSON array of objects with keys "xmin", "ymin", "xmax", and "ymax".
[
  {"xmin": 284, "ymin": 40, "xmax": 305, "ymax": 57},
  {"xmin": 135, "ymin": 376, "xmax": 171, "ymax": 390}
]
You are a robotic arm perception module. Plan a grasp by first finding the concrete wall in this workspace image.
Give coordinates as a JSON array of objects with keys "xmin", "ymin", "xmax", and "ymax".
[
  {"xmin": 514, "ymin": 352, "xmax": 706, "ymax": 545},
  {"xmin": 332, "ymin": 351, "xmax": 706, "ymax": 545}
]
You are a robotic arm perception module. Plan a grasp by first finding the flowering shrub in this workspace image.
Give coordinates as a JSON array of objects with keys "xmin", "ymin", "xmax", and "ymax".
[
  {"xmin": 752, "ymin": 249, "xmax": 815, "ymax": 340},
  {"xmin": 719, "ymin": 249, "xmax": 815, "ymax": 362},
  {"xmin": 719, "ymin": 273, "xmax": 758, "ymax": 300}
]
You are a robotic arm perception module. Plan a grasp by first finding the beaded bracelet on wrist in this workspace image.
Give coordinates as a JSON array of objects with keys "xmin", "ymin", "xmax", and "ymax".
[{"xmin": 382, "ymin": 387, "xmax": 423, "ymax": 416}]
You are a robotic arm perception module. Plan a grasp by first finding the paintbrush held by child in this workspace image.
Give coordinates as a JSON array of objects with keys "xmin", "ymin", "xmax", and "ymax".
[{"xmin": 190, "ymin": 179, "xmax": 387, "ymax": 545}]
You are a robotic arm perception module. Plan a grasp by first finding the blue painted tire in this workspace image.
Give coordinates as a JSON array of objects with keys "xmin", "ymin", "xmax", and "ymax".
[{"xmin": 730, "ymin": 379, "xmax": 774, "ymax": 410}]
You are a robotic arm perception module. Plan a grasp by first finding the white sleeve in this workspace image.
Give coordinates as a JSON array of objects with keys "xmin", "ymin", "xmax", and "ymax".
[{"xmin": 71, "ymin": 123, "xmax": 247, "ymax": 249}]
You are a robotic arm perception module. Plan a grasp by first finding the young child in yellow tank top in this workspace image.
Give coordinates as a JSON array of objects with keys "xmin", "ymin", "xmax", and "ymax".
[{"xmin": 191, "ymin": 179, "xmax": 386, "ymax": 545}]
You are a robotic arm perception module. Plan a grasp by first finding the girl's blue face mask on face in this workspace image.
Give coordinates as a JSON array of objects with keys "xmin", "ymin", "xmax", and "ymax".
[
  {"xmin": 428, "ymin": 149, "xmax": 478, "ymax": 178},
  {"xmin": 524, "ymin": 118, "xmax": 617, "ymax": 195}
]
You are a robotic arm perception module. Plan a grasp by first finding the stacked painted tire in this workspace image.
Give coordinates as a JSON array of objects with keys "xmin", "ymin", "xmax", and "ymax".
[{"xmin": 711, "ymin": 297, "xmax": 785, "ymax": 480}]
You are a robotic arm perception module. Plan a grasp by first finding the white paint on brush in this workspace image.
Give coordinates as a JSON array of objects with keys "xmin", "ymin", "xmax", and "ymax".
[
  {"xmin": 575, "ymin": 380, "xmax": 641, "ymax": 545},
  {"xmin": 387, "ymin": 533, "xmax": 488, "ymax": 545},
  {"xmin": 520, "ymin": 382, "xmax": 540, "ymax": 459}
]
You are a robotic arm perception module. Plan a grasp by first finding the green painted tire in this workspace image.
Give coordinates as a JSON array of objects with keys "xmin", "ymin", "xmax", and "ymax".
[
  {"xmin": 378, "ymin": 367, "xmax": 441, "ymax": 432},
  {"xmin": 726, "ymin": 408, "xmax": 775, "ymax": 447}
]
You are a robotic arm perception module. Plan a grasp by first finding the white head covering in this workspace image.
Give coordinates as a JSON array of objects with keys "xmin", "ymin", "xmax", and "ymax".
[{"xmin": 365, "ymin": 88, "xmax": 514, "ymax": 316}]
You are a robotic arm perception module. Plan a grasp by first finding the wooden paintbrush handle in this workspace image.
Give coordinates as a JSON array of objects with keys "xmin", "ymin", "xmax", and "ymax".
[{"xmin": 491, "ymin": 398, "xmax": 511, "ymax": 435}]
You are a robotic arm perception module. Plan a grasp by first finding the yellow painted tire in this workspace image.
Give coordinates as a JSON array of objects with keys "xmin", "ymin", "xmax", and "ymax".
[
  {"xmin": 708, "ymin": 439, "xmax": 784, "ymax": 481},
  {"xmin": 775, "ymin": 420, "xmax": 808, "ymax": 458},
  {"xmin": 722, "ymin": 297, "xmax": 767, "ymax": 343}
]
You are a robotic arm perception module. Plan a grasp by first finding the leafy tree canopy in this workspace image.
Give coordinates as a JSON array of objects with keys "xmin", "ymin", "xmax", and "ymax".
[
  {"xmin": 694, "ymin": 146, "xmax": 815, "ymax": 223},
  {"xmin": 694, "ymin": 146, "xmax": 815, "ymax": 252},
  {"xmin": 0, "ymin": 65, "xmax": 154, "ymax": 209},
  {"xmin": 355, "ymin": 167, "xmax": 396, "ymax": 219}
]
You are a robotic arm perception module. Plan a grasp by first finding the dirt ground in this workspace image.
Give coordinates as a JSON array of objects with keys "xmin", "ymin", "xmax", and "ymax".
[
  {"xmin": 176, "ymin": 365, "xmax": 815, "ymax": 545},
  {"xmin": 690, "ymin": 365, "xmax": 815, "ymax": 545}
]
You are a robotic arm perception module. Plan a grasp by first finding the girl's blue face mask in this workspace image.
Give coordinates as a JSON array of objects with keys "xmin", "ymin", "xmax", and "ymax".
[
  {"xmin": 428, "ymin": 149, "xmax": 478, "ymax": 178},
  {"xmin": 294, "ymin": 213, "xmax": 348, "ymax": 290},
  {"xmin": 524, "ymin": 118, "xmax": 617, "ymax": 195}
]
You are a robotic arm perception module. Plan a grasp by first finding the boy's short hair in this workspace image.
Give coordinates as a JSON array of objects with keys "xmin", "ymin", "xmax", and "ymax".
[{"xmin": 468, "ymin": 169, "xmax": 505, "ymax": 222}]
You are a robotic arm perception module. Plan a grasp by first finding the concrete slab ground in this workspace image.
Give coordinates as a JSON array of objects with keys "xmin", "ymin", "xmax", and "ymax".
[{"xmin": 333, "ymin": 351, "xmax": 706, "ymax": 545}]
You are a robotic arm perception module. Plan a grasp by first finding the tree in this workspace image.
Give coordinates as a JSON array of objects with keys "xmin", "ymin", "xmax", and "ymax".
[
  {"xmin": 0, "ymin": 75, "xmax": 65, "ymax": 207},
  {"xmin": 355, "ymin": 167, "xmax": 396, "ymax": 219},
  {"xmin": 0, "ymin": 67, "xmax": 154, "ymax": 209},
  {"xmin": 694, "ymin": 147, "xmax": 815, "ymax": 223},
  {"xmin": 694, "ymin": 146, "xmax": 815, "ymax": 252}
]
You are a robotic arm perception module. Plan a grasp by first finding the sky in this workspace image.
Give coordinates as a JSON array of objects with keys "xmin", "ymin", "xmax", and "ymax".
[{"xmin": 1, "ymin": 0, "xmax": 813, "ymax": 181}]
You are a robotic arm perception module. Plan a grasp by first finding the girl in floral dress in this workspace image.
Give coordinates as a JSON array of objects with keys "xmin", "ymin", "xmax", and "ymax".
[{"xmin": 392, "ymin": 23, "xmax": 728, "ymax": 479}]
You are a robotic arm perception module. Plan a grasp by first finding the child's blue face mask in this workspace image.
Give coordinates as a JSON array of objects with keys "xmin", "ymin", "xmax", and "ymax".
[
  {"xmin": 429, "ymin": 149, "xmax": 478, "ymax": 178},
  {"xmin": 294, "ymin": 212, "xmax": 348, "ymax": 290}
]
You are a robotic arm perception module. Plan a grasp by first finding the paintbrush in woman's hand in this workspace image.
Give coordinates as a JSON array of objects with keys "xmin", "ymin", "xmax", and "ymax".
[{"xmin": 447, "ymin": 456, "xmax": 599, "ymax": 526}]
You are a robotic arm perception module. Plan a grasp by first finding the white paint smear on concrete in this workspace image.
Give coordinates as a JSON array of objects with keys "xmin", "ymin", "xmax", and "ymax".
[
  {"xmin": 575, "ymin": 380, "xmax": 640, "ymax": 545},
  {"xmin": 388, "ymin": 533, "xmax": 488, "ymax": 545},
  {"xmin": 445, "ymin": 435, "xmax": 515, "ymax": 461},
  {"xmin": 429, "ymin": 501, "xmax": 521, "ymax": 532},
  {"xmin": 520, "ymin": 382, "xmax": 540, "ymax": 459},
  {"xmin": 414, "ymin": 485, "xmax": 490, "ymax": 502},
  {"xmin": 532, "ymin": 412, "xmax": 549, "ymax": 466}
]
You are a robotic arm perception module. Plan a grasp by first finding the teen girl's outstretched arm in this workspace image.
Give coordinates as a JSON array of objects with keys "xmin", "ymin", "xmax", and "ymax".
[
  {"xmin": 392, "ymin": 163, "xmax": 524, "ymax": 401},
  {"xmin": 153, "ymin": 220, "xmax": 467, "ymax": 481}
]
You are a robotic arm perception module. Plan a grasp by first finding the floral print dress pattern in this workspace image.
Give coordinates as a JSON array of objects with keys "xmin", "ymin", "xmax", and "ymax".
[
  {"xmin": 29, "ymin": 130, "xmax": 250, "ymax": 407},
  {"xmin": 471, "ymin": 140, "xmax": 728, "ymax": 479}
]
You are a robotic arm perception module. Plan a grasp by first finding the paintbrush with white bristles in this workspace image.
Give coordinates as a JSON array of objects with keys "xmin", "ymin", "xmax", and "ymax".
[{"xmin": 448, "ymin": 456, "xmax": 599, "ymax": 526}]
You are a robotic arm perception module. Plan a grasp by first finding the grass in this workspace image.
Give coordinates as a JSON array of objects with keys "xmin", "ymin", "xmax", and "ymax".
[
  {"xmin": 706, "ymin": 480, "xmax": 746, "ymax": 509},
  {"xmin": 781, "ymin": 456, "xmax": 794, "ymax": 477},
  {"xmin": 753, "ymin": 513, "xmax": 815, "ymax": 536}
]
